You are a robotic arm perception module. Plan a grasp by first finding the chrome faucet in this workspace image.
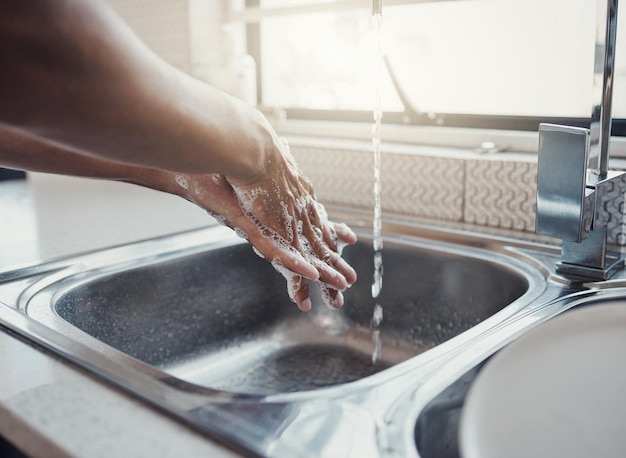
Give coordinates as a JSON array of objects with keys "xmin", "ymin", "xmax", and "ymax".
[{"xmin": 536, "ymin": 0, "xmax": 625, "ymax": 280}]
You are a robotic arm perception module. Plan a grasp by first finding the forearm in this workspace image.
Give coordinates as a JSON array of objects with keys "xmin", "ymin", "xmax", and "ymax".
[
  {"xmin": 0, "ymin": 127, "xmax": 180, "ymax": 196},
  {"xmin": 0, "ymin": 0, "xmax": 270, "ymax": 182},
  {"xmin": 0, "ymin": 0, "xmax": 358, "ymax": 311}
]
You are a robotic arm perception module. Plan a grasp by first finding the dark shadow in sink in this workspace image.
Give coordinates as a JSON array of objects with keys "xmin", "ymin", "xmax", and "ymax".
[
  {"xmin": 53, "ymin": 238, "xmax": 528, "ymax": 396},
  {"xmin": 414, "ymin": 360, "xmax": 491, "ymax": 458}
]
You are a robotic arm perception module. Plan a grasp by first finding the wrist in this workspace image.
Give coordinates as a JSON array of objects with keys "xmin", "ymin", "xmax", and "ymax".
[{"xmin": 219, "ymin": 100, "xmax": 280, "ymax": 185}]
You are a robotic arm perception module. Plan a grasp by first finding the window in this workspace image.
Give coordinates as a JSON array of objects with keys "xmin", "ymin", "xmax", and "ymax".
[{"xmin": 236, "ymin": 0, "xmax": 626, "ymax": 135}]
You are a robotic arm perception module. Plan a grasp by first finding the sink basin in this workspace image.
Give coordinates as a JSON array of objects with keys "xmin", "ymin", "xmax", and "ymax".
[
  {"xmin": 33, "ymin": 227, "xmax": 530, "ymax": 396},
  {"xmin": 1, "ymin": 221, "xmax": 555, "ymax": 457}
]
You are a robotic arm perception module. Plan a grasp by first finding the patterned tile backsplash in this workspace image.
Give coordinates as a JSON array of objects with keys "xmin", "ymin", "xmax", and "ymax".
[
  {"xmin": 289, "ymin": 139, "xmax": 626, "ymax": 249},
  {"xmin": 463, "ymin": 158, "xmax": 537, "ymax": 232}
]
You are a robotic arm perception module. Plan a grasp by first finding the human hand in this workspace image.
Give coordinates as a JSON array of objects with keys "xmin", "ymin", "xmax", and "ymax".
[
  {"xmin": 172, "ymin": 166, "xmax": 357, "ymax": 311},
  {"xmin": 227, "ymin": 136, "xmax": 358, "ymax": 310},
  {"xmin": 0, "ymin": 0, "xmax": 356, "ymax": 310}
]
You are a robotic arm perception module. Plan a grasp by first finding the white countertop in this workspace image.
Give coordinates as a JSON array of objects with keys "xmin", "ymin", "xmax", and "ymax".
[
  {"xmin": 0, "ymin": 173, "xmax": 238, "ymax": 457},
  {"xmin": 1, "ymin": 173, "xmax": 214, "ymax": 269}
]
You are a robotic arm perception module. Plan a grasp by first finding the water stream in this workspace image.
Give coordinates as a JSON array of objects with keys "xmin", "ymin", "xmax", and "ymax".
[{"xmin": 371, "ymin": 10, "xmax": 384, "ymax": 364}]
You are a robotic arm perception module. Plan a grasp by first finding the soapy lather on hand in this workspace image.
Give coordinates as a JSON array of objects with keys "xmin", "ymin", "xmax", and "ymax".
[{"xmin": 0, "ymin": 0, "xmax": 357, "ymax": 310}]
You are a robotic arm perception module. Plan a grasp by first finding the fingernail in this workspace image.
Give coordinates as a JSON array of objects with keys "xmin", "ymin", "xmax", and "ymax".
[
  {"xmin": 299, "ymin": 297, "xmax": 312, "ymax": 312},
  {"xmin": 333, "ymin": 291, "xmax": 344, "ymax": 308}
]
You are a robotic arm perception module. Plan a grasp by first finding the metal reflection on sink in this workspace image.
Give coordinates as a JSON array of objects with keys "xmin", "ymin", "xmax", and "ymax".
[{"xmin": 41, "ymin": 227, "xmax": 530, "ymax": 397}]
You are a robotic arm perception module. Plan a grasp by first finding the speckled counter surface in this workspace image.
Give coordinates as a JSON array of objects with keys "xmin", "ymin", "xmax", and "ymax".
[{"xmin": 0, "ymin": 173, "xmax": 238, "ymax": 457}]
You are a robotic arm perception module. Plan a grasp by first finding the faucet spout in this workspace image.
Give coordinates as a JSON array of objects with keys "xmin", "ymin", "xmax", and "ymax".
[{"xmin": 591, "ymin": 0, "xmax": 619, "ymax": 179}]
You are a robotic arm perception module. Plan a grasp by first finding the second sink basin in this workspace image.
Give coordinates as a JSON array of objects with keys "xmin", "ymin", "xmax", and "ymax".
[{"xmin": 35, "ymin": 225, "xmax": 532, "ymax": 396}]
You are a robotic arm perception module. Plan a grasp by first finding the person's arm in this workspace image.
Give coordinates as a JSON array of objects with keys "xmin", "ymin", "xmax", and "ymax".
[
  {"xmin": 0, "ymin": 0, "xmax": 357, "ymax": 310},
  {"xmin": 0, "ymin": 126, "xmax": 357, "ymax": 311},
  {"xmin": 0, "ymin": 0, "xmax": 271, "ymax": 181}
]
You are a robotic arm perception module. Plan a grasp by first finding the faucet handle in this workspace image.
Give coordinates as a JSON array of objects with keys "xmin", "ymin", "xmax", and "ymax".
[{"xmin": 536, "ymin": 123, "xmax": 592, "ymax": 243}]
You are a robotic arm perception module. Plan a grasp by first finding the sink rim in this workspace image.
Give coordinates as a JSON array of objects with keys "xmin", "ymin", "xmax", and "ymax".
[
  {"xmin": 19, "ymin": 223, "xmax": 546, "ymax": 395},
  {"xmin": 390, "ymin": 286, "xmax": 626, "ymax": 458}
]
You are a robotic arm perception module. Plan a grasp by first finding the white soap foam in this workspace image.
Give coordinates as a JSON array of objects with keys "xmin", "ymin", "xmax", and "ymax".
[
  {"xmin": 205, "ymin": 210, "xmax": 226, "ymax": 226},
  {"xmin": 252, "ymin": 246, "xmax": 265, "ymax": 259},
  {"xmin": 271, "ymin": 257, "xmax": 301, "ymax": 302},
  {"xmin": 175, "ymin": 175, "xmax": 189, "ymax": 190},
  {"xmin": 231, "ymin": 171, "xmax": 347, "ymax": 310},
  {"xmin": 233, "ymin": 227, "xmax": 247, "ymax": 240}
]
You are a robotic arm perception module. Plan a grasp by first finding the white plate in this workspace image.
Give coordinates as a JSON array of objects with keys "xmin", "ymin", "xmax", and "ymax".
[{"xmin": 460, "ymin": 302, "xmax": 626, "ymax": 458}]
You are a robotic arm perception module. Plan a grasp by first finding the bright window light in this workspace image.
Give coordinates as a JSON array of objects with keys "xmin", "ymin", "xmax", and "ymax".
[{"xmin": 257, "ymin": 0, "xmax": 626, "ymax": 119}]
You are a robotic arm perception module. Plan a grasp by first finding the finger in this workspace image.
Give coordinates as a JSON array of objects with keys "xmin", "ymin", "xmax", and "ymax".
[
  {"xmin": 333, "ymin": 222, "xmax": 358, "ymax": 245},
  {"xmin": 320, "ymin": 284, "xmax": 344, "ymax": 309},
  {"xmin": 293, "ymin": 280, "xmax": 312, "ymax": 312},
  {"xmin": 247, "ymin": 230, "xmax": 320, "ymax": 282},
  {"xmin": 334, "ymin": 290, "xmax": 344, "ymax": 308},
  {"xmin": 269, "ymin": 259, "xmax": 311, "ymax": 310},
  {"xmin": 329, "ymin": 252, "xmax": 357, "ymax": 286},
  {"xmin": 301, "ymin": 228, "xmax": 352, "ymax": 290},
  {"xmin": 318, "ymin": 222, "xmax": 357, "ymax": 253},
  {"xmin": 282, "ymin": 248, "xmax": 320, "ymax": 282},
  {"xmin": 312, "ymin": 257, "xmax": 349, "ymax": 291}
]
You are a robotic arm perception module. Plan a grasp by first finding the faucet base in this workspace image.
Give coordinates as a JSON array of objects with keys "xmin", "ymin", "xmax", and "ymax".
[
  {"xmin": 556, "ymin": 226, "xmax": 625, "ymax": 281},
  {"xmin": 556, "ymin": 257, "xmax": 625, "ymax": 281}
]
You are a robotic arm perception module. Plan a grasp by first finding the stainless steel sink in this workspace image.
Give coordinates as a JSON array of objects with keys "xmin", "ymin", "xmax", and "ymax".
[
  {"xmin": 407, "ymin": 288, "xmax": 626, "ymax": 458},
  {"xmin": 0, "ymin": 215, "xmax": 572, "ymax": 457},
  {"xmin": 45, "ymin": 229, "xmax": 529, "ymax": 396}
]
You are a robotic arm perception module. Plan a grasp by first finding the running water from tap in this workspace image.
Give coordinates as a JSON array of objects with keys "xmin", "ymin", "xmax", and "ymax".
[{"xmin": 371, "ymin": 5, "xmax": 384, "ymax": 364}]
